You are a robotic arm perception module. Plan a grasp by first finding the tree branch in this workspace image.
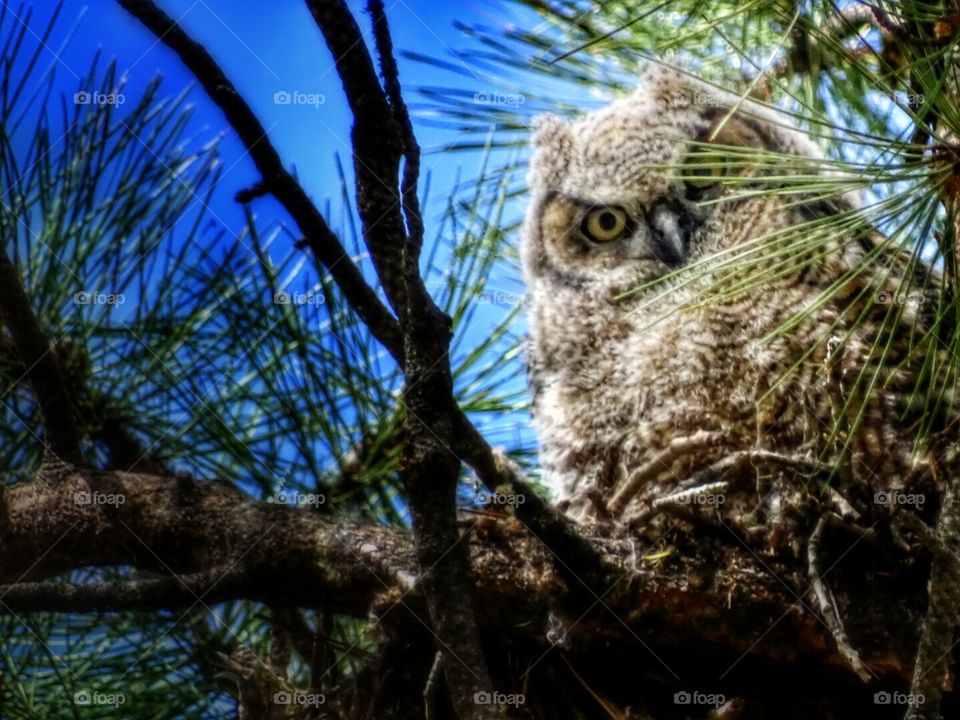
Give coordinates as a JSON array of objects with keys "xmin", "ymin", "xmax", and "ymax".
[
  {"xmin": 116, "ymin": 0, "xmax": 404, "ymax": 363},
  {"xmin": 302, "ymin": 2, "xmax": 496, "ymax": 713}
]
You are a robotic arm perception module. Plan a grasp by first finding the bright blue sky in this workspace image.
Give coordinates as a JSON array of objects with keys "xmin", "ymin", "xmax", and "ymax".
[
  {"xmin": 15, "ymin": 0, "xmax": 549, "ymax": 483},
  {"xmin": 38, "ymin": 0, "xmax": 532, "ymax": 246}
]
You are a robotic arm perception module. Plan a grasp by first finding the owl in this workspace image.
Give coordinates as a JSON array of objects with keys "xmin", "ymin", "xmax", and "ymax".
[{"xmin": 522, "ymin": 67, "xmax": 949, "ymax": 527}]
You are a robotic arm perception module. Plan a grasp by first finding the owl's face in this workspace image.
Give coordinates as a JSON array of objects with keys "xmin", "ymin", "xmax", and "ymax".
[{"xmin": 522, "ymin": 70, "xmax": 822, "ymax": 296}]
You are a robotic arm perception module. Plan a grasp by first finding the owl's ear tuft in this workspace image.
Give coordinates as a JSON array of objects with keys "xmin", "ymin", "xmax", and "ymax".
[
  {"xmin": 530, "ymin": 114, "xmax": 572, "ymax": 188},
  {"xmin": 532, "ymin": 114, "xmax": 572, "ymax": 150},
  {"xmin": 638, "ymin": 64, "xmax": 699, "ymax": 107}
]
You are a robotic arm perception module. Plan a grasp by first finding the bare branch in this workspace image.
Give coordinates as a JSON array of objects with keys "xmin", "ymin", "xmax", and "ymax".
[{"xmin": 369, "ymin": 0, "xmax": 424, "ymax": 255}]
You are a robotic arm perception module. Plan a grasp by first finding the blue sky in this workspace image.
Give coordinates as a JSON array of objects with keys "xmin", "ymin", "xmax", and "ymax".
[
  {"xmin": 12, "ymin": 0, "xmax": 547, "ymax": 485},
  {"xmin": 35, "ymin": 0, "xmax": 531, "ymax": 246}
]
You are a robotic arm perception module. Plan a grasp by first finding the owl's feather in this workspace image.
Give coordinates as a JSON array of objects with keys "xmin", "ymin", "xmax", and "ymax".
[{"xmin": 523, "ymin": 68, "xmax": 951, "ymax": 525}]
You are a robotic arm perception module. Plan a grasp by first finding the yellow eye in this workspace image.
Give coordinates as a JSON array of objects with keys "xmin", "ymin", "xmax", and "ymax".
[
  {"xmin": 582, "ymin": 206, "xmax": 629, "ymax": 243},
  {"xmin": 682, "ymin": 147, "xmax": 728, "ymax": 188}
]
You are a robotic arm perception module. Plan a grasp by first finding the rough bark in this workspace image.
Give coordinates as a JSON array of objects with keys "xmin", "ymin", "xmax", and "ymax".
[{"xmin": 0, "ymin": 459, "xmax": 949, "ymax": 718}]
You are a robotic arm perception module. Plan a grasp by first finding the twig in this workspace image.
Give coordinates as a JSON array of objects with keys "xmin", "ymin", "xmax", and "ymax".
[
  {"xmin": 0, "ymin": 566, "xmax": 250, "ymax": 612},
  {"xmin": 423, "ymin": 651, "xmax": 443, "ymax": 720},
  {"xmin": 607, "ymin": 431, "xmax": 728, "ymax": 517},
  {"xmin": 368, "ymin": 0, "xmax": 424, "ymax": 255},
  {"xmin": 806, "ymin": 514, "xmax": 871, "ymax": 682}
]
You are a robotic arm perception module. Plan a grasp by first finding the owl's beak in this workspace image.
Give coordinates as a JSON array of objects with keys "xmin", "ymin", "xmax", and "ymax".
[{"xmin": 646, "ymin": 201, "xmax": 689, "ymax": 267}]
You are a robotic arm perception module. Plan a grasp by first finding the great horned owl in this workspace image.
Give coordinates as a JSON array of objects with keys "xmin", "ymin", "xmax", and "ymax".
[{"xmin": 522, "ymin": 68, "xmax": 948, "ymax": 526}]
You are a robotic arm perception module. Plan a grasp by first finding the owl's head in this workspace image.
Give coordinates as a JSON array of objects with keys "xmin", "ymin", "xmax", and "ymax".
[{"xmin": 522, "ymin": 68, "xmax": 841, "ymax": 296}]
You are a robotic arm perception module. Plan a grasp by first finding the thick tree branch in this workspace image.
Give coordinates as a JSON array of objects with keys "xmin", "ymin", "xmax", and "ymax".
[
  {"xmin": 0, "ymin": 464, "xmax": 927, "ymax": 684},
  {"xmin": 0, "ymin": 247, "xmax": 82, "ymax": 463},
  {"xmin": 302, "ymin": 2, "xmax": 496, "ymax": 713}
]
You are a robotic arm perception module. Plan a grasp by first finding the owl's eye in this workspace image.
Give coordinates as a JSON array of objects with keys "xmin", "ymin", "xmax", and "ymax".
[
  {"xmin": 682, "ymin": 147, "xmax": 728, "ymax": 188},
  {"xmin": 582, "ymin": 207, "xmax": 630, "ymax": 243}
]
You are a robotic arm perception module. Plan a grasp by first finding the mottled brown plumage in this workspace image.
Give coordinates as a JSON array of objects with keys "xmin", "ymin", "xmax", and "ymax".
[{"xmin": 522, "ymin": 68, "xmax": 951, "ymax": 527}]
